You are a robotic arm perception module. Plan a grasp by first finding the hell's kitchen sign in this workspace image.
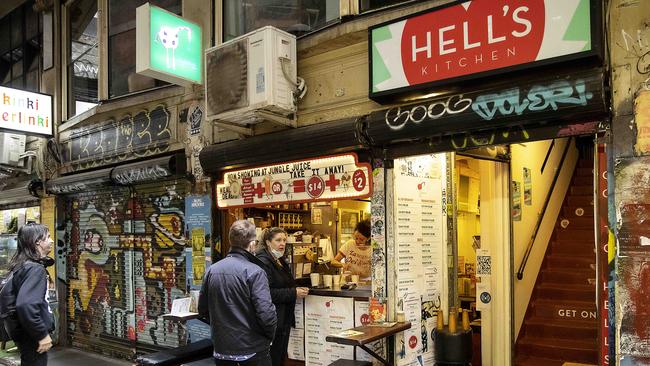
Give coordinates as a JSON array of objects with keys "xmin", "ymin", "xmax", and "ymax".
[
  {"xmin": 369, "ymin": 0, "xmax": 598, "ymax": 101},
  {"xmin": 216, "ymin": 154, "xmax": 372, "ymax": 208}
]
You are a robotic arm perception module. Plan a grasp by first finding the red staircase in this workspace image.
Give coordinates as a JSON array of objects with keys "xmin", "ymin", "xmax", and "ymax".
[{"xmin": 515, "ymin": 158, "xmax": 598, "ymax": 366}]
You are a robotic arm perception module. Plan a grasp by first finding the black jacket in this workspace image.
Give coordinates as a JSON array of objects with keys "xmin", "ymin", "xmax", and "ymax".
[
  {"xmin": 198, "ymin": 247, "xmax": 277, "ymax": 355},
  {"xmin": 10, "ymin": 261, "xmax": 54, "ymax": 341},
  {"xmin": 256, "ymin": 248, "xmax": 296, "ymax": 330}
]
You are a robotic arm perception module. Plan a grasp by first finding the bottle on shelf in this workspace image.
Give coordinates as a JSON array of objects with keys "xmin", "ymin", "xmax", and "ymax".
[{"xmin": 436, "ymin": 310, "xmax": 444, "ymax": 331}]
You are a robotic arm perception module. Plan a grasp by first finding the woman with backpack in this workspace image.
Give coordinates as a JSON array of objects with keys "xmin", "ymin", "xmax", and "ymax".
[{"xmin": 4, "ymin": 223, "xmax": 55, "ymax": 366}]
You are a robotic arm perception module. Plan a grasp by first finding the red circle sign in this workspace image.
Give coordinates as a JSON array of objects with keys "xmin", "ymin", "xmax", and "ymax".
[
  {"xmin": 353, "ymin": 169, "xmax": 366, "ymax": 192},
  {"xmin": 408, "ymin": 335, "xmax": 418, "ymax": 349},
  {"xmin": 272, "ymin": 181, "xmax": 283, "ymax": 194},
  {"xmin": 307, "ymin": 176, "xmax": 325, "ymax": 198},
  {"xmin": 360, "ymin": 314, "xmax": 371, "ymax": 326}
]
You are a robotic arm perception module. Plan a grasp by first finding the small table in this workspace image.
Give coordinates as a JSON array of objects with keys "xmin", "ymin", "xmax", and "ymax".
[{"xmin": 325, "ymin": 322, "xmax": 411, "ymax": 366}]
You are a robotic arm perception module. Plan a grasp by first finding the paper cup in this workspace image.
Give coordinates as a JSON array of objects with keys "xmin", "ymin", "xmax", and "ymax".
[
  {"xmin": 310, "ymin": 273, "xmax": 320, "ymax": 287},
  {"xmin": 351, "ymin": 274, "xmax": 359, "ymax": 283},
  {"xmin": 323, "ymin": 275, "xmax": 332, "ymax": 287},
  {"xmin": 332, "ymin": 275, "xmax": 341, "ymax": 286}
]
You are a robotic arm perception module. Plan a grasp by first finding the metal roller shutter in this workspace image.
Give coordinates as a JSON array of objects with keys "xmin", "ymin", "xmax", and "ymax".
[{"xmin": 63, "ymin": 178, "xmax": 190, "ymax": 359}]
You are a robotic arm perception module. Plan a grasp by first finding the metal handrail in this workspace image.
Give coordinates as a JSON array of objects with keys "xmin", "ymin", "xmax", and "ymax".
[{"xmin": 516, "ymin": 137, "xmax": 573, "ymax": 280}]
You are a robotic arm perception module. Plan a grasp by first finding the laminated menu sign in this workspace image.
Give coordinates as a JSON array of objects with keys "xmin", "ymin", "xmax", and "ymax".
[
  {"xmin": 216, "ymin": 154, "xmax": 372, "ymax": 208},
  {"xmin": 288, "ymin": 297, "xmax": 305, "ymax": 360},
  {"xmin": 305, "ymin": 296, "xmax": 354, "ymax": 366},
  {"xmin": 354, "ymin": 300, "xmax": 385, "ymax": 362},
  {"xmin": 393, "ymin": 154, "xmax": 447, "ymax": 366}
]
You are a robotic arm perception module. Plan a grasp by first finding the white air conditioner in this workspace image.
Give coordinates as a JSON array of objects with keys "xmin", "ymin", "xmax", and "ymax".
[
  {"xmin": 0, "ymin": 133, "xmax": 26, "ymax": 167},
  {"xmin": 205, "ymin": 26, "xmax": 297, "ymax": 125}
]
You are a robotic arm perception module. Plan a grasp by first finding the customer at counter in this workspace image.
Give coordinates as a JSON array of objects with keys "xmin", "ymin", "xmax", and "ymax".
[
  {"xmin": 256, "ymin": 227, "xmax": 310, "ymax": 366},
  {"xmin": 333, "ymin": 220, "xmax": 372, "ymax": 279}
]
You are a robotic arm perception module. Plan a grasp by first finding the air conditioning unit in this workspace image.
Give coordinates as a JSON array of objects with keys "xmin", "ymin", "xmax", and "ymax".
[
  {"xmin": 0, "ymin": 133, "xmax": 26, "ymax": 167},
  {"xmin": 205, "ymin": 26, "xmax": 297, "ymax": 125}
]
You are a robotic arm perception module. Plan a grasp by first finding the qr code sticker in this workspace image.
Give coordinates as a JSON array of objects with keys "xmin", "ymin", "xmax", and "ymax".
[{"xmin": 477, "ymin": 255, "xmax": 491, "ymax": 276}]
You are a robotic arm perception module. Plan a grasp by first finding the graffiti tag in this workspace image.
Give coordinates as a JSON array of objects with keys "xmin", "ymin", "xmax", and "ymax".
[{"xmin": 383, "ymin": 79, "xmax": 594, "ymax": 130}]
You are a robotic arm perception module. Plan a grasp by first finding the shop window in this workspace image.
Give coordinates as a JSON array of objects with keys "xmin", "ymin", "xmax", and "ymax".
[
  {"xmin": 108, "ymin": 0, "xmax": 181, "ymax": 98},
  {"xmin": 68, "ymin": 0, "xmax": 99, "ymax": 117},
  {"xmin": 222, "ymin": 0, "xmax": 340, "ymax": 41},
  {"xmin": 359, "ymin": 0, "xmax": 417, "ymax": 13},
  {"xmin": 0, "ymin": 1, "xmax": 42, "ymax": 93}
]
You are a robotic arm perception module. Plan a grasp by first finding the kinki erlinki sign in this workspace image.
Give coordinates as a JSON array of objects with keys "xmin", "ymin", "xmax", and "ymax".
[
  {"xmin": 217, "ymin": 154, "xmax": 372, "ymax": 208},
  {"xmin": 0, "ymin": 86, "xmax": 52, "ymax": 136},
  {"xmin": 136, "ymin": 3, "xmax": 202, "ymax": 86},
  {"xmin": 370, "ymin": 0, "xmax": 597, "ymax": 100}
]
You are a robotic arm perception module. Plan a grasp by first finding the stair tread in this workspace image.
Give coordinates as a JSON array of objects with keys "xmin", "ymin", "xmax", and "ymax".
[
  {"xmin": 534, "ymin": 298, "xmax": 596, "ymax": 306},
  {"xmin": 526, "ymin": 316, "xmax": 597, "ymax": 329},
  {"xmin": 518, "ymin": 335, "xmax": 596, "ymax": 350},
  {"xmin": 538, "ymin": 283, "xmax": 594, "ymax": 290},
  {"xmin": 515, "ymin": 355, "xmax": 566, "ymax": 366}
]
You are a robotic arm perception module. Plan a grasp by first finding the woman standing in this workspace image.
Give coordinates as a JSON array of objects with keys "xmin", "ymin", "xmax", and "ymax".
[
  {"xmin": 256, "ymin": 227, "xmax": 309, "ymax": 366},
  {"xmin": 5, "ymin": 223, "xmax": 55, "ymax": 366},
  {"xmin": 334, "ymin": 220, "xmax": 372, "ymax": 279}
]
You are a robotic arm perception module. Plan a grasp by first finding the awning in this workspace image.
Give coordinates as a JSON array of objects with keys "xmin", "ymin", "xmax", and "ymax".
[
  {"xmin": 365, "ymin": 67, "xmax": 608, "ymax": 147},
  {"xmin": 199, "ymin": 117, "xmax": 365, "ymax": 175},
  {"xmin": 46, "ymin": 153, "xmax": 186, "ymax": 194},
  {"xmin": 0, "ymin": 177, "xmax": 41, "ymax": 209}
]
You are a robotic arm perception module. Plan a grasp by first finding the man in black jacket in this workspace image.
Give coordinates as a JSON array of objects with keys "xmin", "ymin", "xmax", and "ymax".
[{"xmin": 199, "ymin": 220, "xmax": 277, "ymax": 366}]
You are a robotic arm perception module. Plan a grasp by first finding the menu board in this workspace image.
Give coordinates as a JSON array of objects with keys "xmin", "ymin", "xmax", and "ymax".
[
  {"xmin": 288, "ymin": 298, "xmax": 305, "ymax": 360},
  {"xmin": 354, "ymin": 300, "xmax": 385, "ymax": 362},
  {"xmin": 393, "ymin": 154, "xmax": 447, "ymax": 366},
  {"xmin": 305, "ymin": 295, "xmax": 355, "ymax": 366}
]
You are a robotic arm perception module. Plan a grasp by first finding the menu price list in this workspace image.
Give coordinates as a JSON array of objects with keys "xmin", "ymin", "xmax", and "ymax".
[{"xmin": 304, "ymin": 296, "xmax": 355, "ymax": 366}]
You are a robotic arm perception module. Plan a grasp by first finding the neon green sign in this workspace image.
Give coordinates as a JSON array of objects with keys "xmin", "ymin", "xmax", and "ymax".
[{"xmin": 136, "ymin": 3, "xmax": 202, "ymax": 85}]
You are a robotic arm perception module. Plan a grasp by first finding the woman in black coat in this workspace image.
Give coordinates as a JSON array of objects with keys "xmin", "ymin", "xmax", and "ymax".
[{"xmin": 256, "ymin": 227, "xmax": 309, "ymax": 366}]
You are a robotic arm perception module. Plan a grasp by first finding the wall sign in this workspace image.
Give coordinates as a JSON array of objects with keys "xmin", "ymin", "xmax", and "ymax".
[
  {"xmin": 369, "ymin": 0, "xmax": 598, "ymax": 101},
  {"xmin": 136, "ymin": 3, "xmax": 202, "ymax": 86},
  {"xmin": 216, "ymin": 154, "xmax": 372, "ymax": 208},
  {"xmin": 0, "ymin": 86, "xmax": 52, "ymax": 136}
]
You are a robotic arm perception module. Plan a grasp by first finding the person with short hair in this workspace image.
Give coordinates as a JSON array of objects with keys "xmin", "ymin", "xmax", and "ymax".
[
  {"xmin": 334, "ymin": 219, "xmax": 372, "ymax": 279},
  {"xmin": 256, "ymin": 227, "xmax": 309, "ymax": 366},
  {"xmin": 198, "ymin": 220, "xmax": 277, "ymax": 366},
  {"xmin": 1, "ymin": 223, "xmax": 55, "ymax": 366}
]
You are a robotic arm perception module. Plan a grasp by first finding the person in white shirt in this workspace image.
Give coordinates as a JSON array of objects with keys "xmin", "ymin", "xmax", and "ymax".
[{"xmin": 334, "ymin": 220, "xmax": 371, "ymax": 279}]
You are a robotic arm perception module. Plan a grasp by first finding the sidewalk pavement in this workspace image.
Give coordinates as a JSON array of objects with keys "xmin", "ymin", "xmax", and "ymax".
[
  {"xmin": 0, "ymin": 345, "xmax": 131, "ymax": 366},
  {"xmin": 0, "ymin": 344, "xmax": 215, "ymax": 366}
]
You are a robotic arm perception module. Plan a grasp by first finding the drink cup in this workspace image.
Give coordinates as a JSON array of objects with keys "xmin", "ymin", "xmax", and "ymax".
[
  {"xmin": 310, "ymin": 273, "xmax": 320, "ymax": 287},
  {"xmin": 323, "ymin": 275, "xmax": 333, "ymax": 288},
  {"xmin": 332, "ymin": 274, "xmax": 341, "ymax": 287},
  {"xmin": 351, "ymin": 274, "xmax": 360, "ymax": 284}
]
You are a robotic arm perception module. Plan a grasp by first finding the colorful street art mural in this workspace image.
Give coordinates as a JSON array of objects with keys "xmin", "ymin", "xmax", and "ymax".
[{"xmin": 62, "ymin": 180, "xmax": 190, "ymax": 357}]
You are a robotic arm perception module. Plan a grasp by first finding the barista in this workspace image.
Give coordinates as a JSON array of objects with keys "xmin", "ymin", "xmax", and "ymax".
[{"xmin": 334, "ymin": 220, "xmax": 371, "ymax": 279}]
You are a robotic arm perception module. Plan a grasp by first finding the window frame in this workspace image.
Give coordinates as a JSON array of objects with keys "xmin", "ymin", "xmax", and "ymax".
[{"xmin": 0, "ymin": 1, "xmax": 42, "ymax": 93}]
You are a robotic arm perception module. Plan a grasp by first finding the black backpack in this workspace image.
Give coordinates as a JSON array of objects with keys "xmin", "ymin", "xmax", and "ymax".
[{"xmin": 0, "ymin": 271, "xmax": 20, "ymax": 341}]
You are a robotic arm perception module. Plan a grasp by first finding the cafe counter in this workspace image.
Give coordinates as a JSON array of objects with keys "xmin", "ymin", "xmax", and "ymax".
[
  {"xmin": 307, "ymin": 284, "xmax": 371, "ymax": 298},
  {"xmin": 288, "ymin": 285, "xmax": 377, "ymax": 366}
]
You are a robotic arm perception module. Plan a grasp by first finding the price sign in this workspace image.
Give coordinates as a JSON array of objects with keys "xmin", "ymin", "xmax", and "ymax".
[
  {"xmin": 216, "ymin": 153, "xmax": 372, "ymax": 208},
  {"xmin": 353, "ymin": 169, "xmax": 367, "ymax": 192},
  {"xmin": 307, "ymin": 176, "xmax": 325, "ymax": 198}
]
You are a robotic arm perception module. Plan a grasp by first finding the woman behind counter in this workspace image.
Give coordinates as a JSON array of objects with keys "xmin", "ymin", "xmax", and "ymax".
[
  {"xmin": 334, "ymin": 219, "xmax": 372, "ymax": 279},
  {"xmin": 256, "ymin": 227, "xmax": 309, "ymax": 366}
]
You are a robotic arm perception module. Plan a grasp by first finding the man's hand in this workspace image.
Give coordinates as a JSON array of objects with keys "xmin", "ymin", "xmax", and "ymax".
[{"xmin": 37, "ymin": 335, "xmax": 52, "ymax": 353}]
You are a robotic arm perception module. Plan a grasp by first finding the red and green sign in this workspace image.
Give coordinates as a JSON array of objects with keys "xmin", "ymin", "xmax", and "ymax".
[{"xmin": 370, "ymin": 0, "xmax": 596, "ymax": 100}]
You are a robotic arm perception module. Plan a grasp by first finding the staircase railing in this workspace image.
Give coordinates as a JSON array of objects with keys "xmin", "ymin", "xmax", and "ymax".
[{"xmin": 516, "ymin": 138, "xmax": 573, "ymax": 280}]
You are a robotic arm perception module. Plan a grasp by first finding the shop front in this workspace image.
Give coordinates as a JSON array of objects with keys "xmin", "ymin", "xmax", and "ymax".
[
  {"xmin": 213, "ymin": 152, "xmax": 380, "ymax": 365},
  {"xmin": 47, "ymin": 151, "xmax": 195, "ymax": 359}
]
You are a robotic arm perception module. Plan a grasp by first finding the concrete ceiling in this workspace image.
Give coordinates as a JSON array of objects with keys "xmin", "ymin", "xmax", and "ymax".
[{"xmin": 0, "ymin": 0, "xmax": 27, "ymax": 19}]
